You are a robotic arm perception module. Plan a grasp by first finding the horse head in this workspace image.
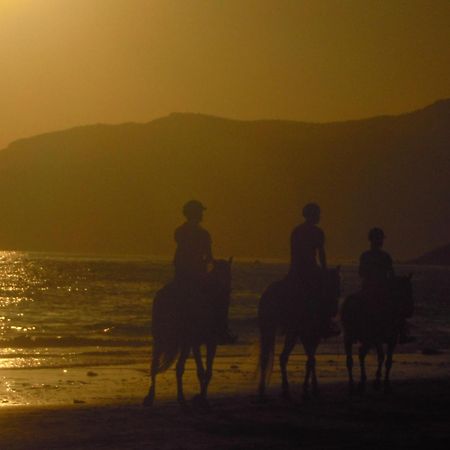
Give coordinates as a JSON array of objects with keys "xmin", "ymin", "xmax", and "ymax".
[
  {"xmin": 210, "ymin": 258, "xmax": 233, "ymax": 294},
  {"xmin": 324, "ymin": 266, "xmax": 341, "ymax": 298},
  {"xmin": 390, "ymin": 274, "xmax": 414, "ymax": 318}
]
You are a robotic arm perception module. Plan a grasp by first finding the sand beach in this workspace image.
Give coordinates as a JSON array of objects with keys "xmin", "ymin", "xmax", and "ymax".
[{"xmin": 0, "ymin": 350, "xmax": 449, "ymax": 449}]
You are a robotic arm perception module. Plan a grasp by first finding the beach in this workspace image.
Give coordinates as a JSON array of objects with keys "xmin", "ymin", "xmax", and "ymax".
[
  {"xmin": 0, "ymin": 253, "xmax": 449, "ymax": 448},
  {"xmin": 0, "ymin": 362, "xmax": 449, "ymax": 449}
]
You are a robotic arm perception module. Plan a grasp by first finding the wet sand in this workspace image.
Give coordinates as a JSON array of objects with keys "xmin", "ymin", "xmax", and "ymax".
[{"xmin": 0, "ymin": 351, "xmax": 449, "ymax": 449}]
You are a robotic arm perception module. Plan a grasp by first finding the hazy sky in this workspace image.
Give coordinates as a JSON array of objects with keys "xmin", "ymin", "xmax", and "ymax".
[{"xmin": 1, "ymin": 0, "xmax": 449, "ymax": 149}]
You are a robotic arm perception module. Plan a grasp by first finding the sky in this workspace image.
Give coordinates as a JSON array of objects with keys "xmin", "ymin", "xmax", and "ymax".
[{"xmin": 1, "ymin": 0, "xmax": 449, "ymax": 150}]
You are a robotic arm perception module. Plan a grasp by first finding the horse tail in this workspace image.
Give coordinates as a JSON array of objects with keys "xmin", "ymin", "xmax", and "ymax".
[
  {"xmin": 153, "ymin": 337, "xmax": 180, "ymax": 374},
  {"xmin": 257, "ymin": 282, "xmax": 281, "ymax": 385},
  {"xmin": 150, "ymin": 286, "xmax": 181, "ymax": 374}
]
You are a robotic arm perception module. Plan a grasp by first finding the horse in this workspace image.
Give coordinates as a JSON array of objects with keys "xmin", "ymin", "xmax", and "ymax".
[
  {"xmin": 143, "ymin": 258, "xmax": 232, "ymax": 408},
  {"xmin": 257, "ymin": 267, "xmax": 341, "ymax": 401},
  {"xmin": 341, "ymin": 274, "xmax": 413, "ymax": 395}
]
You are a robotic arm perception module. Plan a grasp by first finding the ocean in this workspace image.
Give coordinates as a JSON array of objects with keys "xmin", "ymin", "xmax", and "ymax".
[{"xmin": 0, "ymin": 251, "xmax": 449, "ymax": 371}]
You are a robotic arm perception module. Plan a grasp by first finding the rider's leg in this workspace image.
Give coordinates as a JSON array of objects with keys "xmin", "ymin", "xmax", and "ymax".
[
  {"xmin": 398, "ymin": 318, "xmax": 416, "ymax": 344},
  {"xmin": 215, "ymin": 295, "xmax": 236, "ymax": 344}
]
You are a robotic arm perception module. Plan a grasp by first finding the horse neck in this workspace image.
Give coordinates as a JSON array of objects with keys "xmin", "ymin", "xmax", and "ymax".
[
  {"xmin": 207, "ymin": 269, "xmax": 230, "ymax": 295},
  {"xmin": 323, "ymin": 272, "xmax": 340, "ymax": 300},
  {"xmin": 390, "ymin": 277, "xmax": 411, "ymax": 300}
]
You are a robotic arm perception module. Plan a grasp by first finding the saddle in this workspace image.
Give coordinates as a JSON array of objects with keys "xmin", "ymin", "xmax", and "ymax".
[{"xmin": 155, "ymin": 277, "xmax": 226, "ymax": 340}]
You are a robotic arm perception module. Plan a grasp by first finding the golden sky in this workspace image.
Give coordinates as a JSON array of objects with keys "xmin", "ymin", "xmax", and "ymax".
[{"xmin": 1, "ymin": 0, "xmax": 449, "ymax": 149}]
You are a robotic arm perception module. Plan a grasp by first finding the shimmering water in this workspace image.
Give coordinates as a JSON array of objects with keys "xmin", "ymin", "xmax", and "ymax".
[{"xmin": 0, "ymin": 252, "xmax": 449, "ymax": 369}]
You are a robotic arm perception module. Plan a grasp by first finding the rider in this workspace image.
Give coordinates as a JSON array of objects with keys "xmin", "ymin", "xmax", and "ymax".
[
  {"xmin": 288, "ymin": 202, "xmax": 339, "ymax": 337},
  {"xmin": 174, "ymin": 200, "xmax": 234, "ymax": 344},
  {"xmin": 359, "ymin": 227, "xmax": 414, "ymax": 343},
  {"xmin": 174, "ymin": 200, "xmax": 212, "ymax": 285}
]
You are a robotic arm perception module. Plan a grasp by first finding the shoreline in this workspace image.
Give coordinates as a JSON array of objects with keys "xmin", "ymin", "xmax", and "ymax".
[{"xmin": 1, "ymin": 351, "xmax": 448, "ymax": 408}]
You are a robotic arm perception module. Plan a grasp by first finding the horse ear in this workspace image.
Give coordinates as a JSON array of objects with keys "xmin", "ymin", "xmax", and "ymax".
[{"xmin": 228, "ymin": 256, "xmax": 234, "ymax": 265}]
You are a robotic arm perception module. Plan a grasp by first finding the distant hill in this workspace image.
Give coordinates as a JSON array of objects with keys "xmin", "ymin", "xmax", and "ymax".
[
  {"xmin": 409, "ymin": 244, "xmax": 450, "ymax": 266},
  {"xmin": 0, "ymin": 99, "xmax": 449, "ymax": 260}
]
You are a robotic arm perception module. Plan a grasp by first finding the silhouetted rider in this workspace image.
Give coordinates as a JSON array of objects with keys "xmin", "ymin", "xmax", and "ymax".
[
  {"xmin": 174, "ymin": 200, "xmax": 234, "ymax": 344},
  {"xmin": 174, "ymin": 200, "xmax": 212, "ymax": 284},
  {"xmin": 359, "ymin": 228, "xmax": 394, "ymax": 290},
  {"xmin": 359, "ymin": 227, "xmax": 413, "ymax": 343},
  {"xmin": 290, "ymin": 203, "xmax": 327, "ymax": 276},
  {"xmin": 288, "ymin": 203, "xmax": 339, "ymax": 337}
]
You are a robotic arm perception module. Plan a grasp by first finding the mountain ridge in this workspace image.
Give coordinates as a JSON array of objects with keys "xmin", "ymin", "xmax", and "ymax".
[
  {"xmin": 3, "ymin": 98, "xmax": 449, "ymax": 153},
  {"xmin": 0, "ymin": 99, "xmax": 449, "ymax": 260}
]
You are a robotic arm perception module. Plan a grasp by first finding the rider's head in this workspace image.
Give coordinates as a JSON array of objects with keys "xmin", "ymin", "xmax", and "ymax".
[
  {"xmin": 368, "ymin": 227, "xmax": 385, "ymax": 249},
  {"xmin": 302, "ymin": 202, "xmax": 321, "ymax": 225},
  {"xmin": 183, "ymin": 200, "xmax": 206, "ymax": 224}
]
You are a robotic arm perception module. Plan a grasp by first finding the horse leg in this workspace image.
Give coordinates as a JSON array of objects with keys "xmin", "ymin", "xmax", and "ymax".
[
  {"xmin": 192, "ymin": 345, "xmax": 206, "ymax": 393},
  {"xmin": 203, "ymin": 342, "xmax": 217, "ymax": 402},
  {"xmin": 302, "ymin": 340, "xmax": 316, "ymax": 400},
  {"xmin": 357, "ymin": 342, "xmax": 369, "ymax": 395},
  {"xmin": 344, "ymin": 336, "xmax": 354, "ymax": 396},
  {"xmin": 309, "ymin": 340, "xmax": 320, "ymax": 398},
  {"xmin": 280, "ymin": 332, "xmax": 297, "ymax": 400},
  {"xmin": 176, "ymin": 345, "xmax": 190, "ymax": 407},
  {"xmin": 303, "ymin": 341, "xmax": 313, "ymax": 400},
  {"xmin": 143, "ymin": 340, "xmax": 161, "ymax": 406},
  {"xmin": 384, "ymin": 339, "xmax": 395, "ymax": 394},
  {"xmin": 373, "ymin": 343, "xmax": 385, "ymax": 390},
  {"xmin": 258, "ymin": 323, "xmax": 276, "ymax": 400}
]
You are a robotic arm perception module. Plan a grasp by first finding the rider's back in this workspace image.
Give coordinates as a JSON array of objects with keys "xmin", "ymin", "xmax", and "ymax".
[
  {"xmin": 289, "ymin": 222, "xmax": 324, "ymax": 277},
  {"xmin": 359, "ymin": 248, "xmax": 393, "ymax": 290},
  {"xmin": 174, "ymin": 222, "xmax": 212, "ymax": 282}
]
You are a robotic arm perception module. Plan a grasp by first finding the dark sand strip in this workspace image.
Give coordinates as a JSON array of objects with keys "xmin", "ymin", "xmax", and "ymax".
[{"xmin": 0, "ymin": 378, "xmax": 449, "ymax": 450}]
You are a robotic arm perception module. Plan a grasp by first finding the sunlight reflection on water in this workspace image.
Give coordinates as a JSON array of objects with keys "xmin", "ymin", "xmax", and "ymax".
[{"xmin": 0, "ymin": 251, "xmax": 448, "ymax": 374}]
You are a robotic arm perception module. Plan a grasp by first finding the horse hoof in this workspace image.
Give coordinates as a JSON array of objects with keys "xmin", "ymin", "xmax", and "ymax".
[
  {"xmin": 348, "ymin": 383, "xmax": 355, "ymax": 397},
  {"xmin": 143, "ymin": 394, "xmax": 154, "ymax": 407},
  {"xmin": 357, "ymin": 382, "xmax": 366, "ymax": 396},
  {"xmin": 373, "ymin": 380, "xmax": 382, "ymax": 391},
  {"xmin": 256, "ymin": 395, "xmax": 269, "ymax": 404},
  {"xmin": 192, "ymin": 394, "xmax": 211, "ymax": 411}
]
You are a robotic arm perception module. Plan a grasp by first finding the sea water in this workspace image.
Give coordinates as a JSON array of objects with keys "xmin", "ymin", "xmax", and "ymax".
[{"xmin": 0, "ymin": 251, "xmax": 449, "ymax": 371}]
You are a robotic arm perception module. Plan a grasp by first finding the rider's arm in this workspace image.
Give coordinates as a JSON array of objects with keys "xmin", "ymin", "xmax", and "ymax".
[
  {"xmin": 318, "ymin": 245, "xmax": 327, "ymax": 270},
  {"xmin": 205, "ymin": 231, "xmax": 213, "ymax": 264},
  {"xmin": 386, "ymin": 253, "xmax": 395, "ymax": 278},
  {"xmin": 358, "ymin": 253, "xmax": 368, "ymax": 279}
]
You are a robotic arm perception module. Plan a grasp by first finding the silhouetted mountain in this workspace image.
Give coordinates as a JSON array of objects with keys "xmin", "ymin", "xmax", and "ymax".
[
  {"xmin": 0, "ymin": 100, "xmax": 449, "ymax": 260},
  {"xmin": 409, "ymin": 244, "xmax": 450, "ymax": 266}
]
